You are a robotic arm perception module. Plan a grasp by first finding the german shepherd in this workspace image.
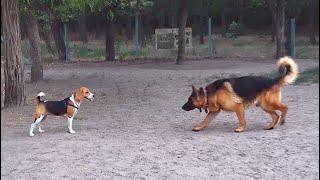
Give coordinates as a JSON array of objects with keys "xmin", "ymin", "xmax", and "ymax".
[{"xmin": 182, "ymin": 56, "xmax": 298, "ymax": 132}]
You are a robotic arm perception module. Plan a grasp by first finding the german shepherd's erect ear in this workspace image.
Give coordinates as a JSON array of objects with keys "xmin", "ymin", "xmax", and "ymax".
[{"xmin": 182, "ymin": 85, "xmax": 206, "ymax": 112}]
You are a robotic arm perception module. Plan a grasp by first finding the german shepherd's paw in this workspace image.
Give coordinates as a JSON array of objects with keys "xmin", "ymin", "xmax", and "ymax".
[
  {"xmin": 192, "ymin": 126, "xmax": 203, "ymax": 132},
  {"xmin": 234, "ymin": 127, "xmax": 245, "ymax": 133},
  {"xmin": 263, "ymin": 126, "xmax": 274, "ymax": 130}
]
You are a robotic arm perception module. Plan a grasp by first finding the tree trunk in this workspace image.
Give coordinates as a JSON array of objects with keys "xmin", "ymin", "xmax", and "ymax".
[
  {"xmin": 105, "ymin": 19, "xmax": 115, "ymax": 61},
  {"xmin": 51, "ymin": 19, "xmax": 66, "ymax": 61},
  {"xmin": 40, "ymin": 29, "xmax": 54, "ymax": 55},
  {"xmin": 275, "ymin": 0, "xmax": 286, "ymax": 59},
  {"xmin": 78, "ymin": 8, "xmax": 88, "ymax": 43},
  {"xmin": 144, "ymin": 14, "xmax": 152, "ymax": 40},
  {"xmin": 126, "ymin": 16, "xmax": 133, "ymax": 40},
  {"xmin": 95, "ymin": 18, "xmax": 102, "ymax": 39},
  {"xmin": 271, "ymin": 18, "xmax": 275, "ymax": 42},
  {"xmin": 308, "ymin": 0, "xmax": 316, "ymax": 45},
  {"xmin": 26, "ymin": 13, "xmax": 43, "ymax": 82},
  {"xmin": 221, "ymin": 0, "xmax": 226, "ymax": 37},
  {"xmin": 140, "ymin": 14, "xmax": 146, "ymax": 48},
  {"xmin": 284, "ymin": 19, "xmax": 290, "ymax": 55},
  {"xmin": 2, "ymin": 0, "xmax": 25, "ymax": 106},
  {"xmin": 176, "ymin": 0, "xmax": 190, "ymax": 65},
  {"xmin": 199, "ymin": 16, "xmax": 205, "ymax": 44}
]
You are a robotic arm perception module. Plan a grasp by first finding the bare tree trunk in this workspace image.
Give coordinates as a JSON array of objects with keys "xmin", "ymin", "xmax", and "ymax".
[
  {"xmin": 51, "ymin": 19, "xmax": 66, "ymax": 61},
  {"xmin": 78, "ymin": 8, "xmax": 88, "ymax": 43},
  {"xmin": 2, "ymin": 0, "xmax": 25, "ymax": 106},
  {"xmin": 26, "ymin": 13, "xmax": 43, "ymax": 82},
  {"xmin": 40, "ymin": 29, "xmax": 54, "ymax": 55},
  {"xmin": 126, "ymin": 16, "xmax": 133, "ymax": 40},
  {"xmin": 105, "ymin": 19, "xmax": 115, "ymax": 61},
  {"xmin": 199, "ymin": 16, "xmax": 205, "ymax": 44},
  {"xmin": 221, "ymin": 0, "xmax": 226, "ymax": 37},
  {"xmin": 176, "ymin": 0, "xmax": 190, "ymax": 65},
  {"xmin": 271, "ymin": 18, "xmax": 275, "ymax": 42},
  {"xmin": 275, "ymin": 0, "xmax": 286, "ymax": 58},
  {"xmin": 308, "ymin": 0, "xmax": 316, "ymax": 45},
  {"xmin": 95, "ymin": 17, "xmax": 103, "ymax": 39},
  {"xmin": 140, "ymin": 14, "xmax": 146, "ymax": 48}
]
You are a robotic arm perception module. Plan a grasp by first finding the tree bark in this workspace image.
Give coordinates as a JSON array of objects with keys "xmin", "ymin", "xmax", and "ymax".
[
  {"xmin": 78, "ymin": 8, "xmax": 88, "ymax": 43},
  {"xmin": 273, "ymin": 0, "xmax": 286, "ymax": 59},
  {"xmin": 140, "ymin": 14, "xmax": 146, "ymax": 48},
  {"xmin": 308, "ymin": 0, "xmax": 316, "ymax": 45},
  {"xmin": 26, "ymin": 13, "xmax": 43, "ymax": 82},
  {"xmin": 51, "ymin": 19, "xmax": 66, "ymax": 61},
  {"xmin": 126, "ymin": 16, "xmax": 133, "ymax": 40},
  {"xmin": 105, "ymin": 19, "xmax": 115, "ymax": 61},
  {"xmin": 2, "ymin": 0, "xmax": 25, "ymax": 106},
  {"xmin": 95, "ymin": 16, "xmax": 103, "ymax": 39},
  {"xmin": 221, "ymin": 0, "xmax": 226, "ymax": 37},
  {"xmin": 176, "ymin": 0, "xmax": 190, "ymax": 65},
  {"xmin": 40, "ymin": 29, "xmax": 54, "ymax": 55},
  {"xmin": 271, "ymin": 18, "xmax": 275, "ymax": 42},
  {"xmin": 199, "ymin": 16, "xmax": 205, "ymax": 44}
]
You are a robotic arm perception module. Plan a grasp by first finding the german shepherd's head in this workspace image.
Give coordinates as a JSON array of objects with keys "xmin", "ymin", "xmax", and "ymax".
[{"xmin": 182, "ymin": 85, "xmax": 206, "ymax": 111}]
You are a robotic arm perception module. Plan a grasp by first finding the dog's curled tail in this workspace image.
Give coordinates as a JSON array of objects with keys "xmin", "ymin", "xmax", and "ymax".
[
  {"xmin": 37, "ymin": 92, "xmax": 45, "ymax": 103},
  {"xmin": 277, "ymin": 56, "xmax": 299, "ymax": 86}
]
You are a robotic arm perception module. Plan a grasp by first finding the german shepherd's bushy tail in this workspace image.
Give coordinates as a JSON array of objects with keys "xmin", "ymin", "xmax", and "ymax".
[{"xmin": 276, "ymin": 56, "xmax": 299, "ymax": 86}]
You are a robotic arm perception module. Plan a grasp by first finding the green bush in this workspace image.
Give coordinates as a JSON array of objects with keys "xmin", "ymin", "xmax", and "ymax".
[{"xmin": 226, "ymin": 21, "xmax": 245, "ymax": 40}]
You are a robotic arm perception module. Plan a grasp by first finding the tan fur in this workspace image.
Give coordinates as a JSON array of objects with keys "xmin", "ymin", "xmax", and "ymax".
[
  {"xmin": 192, "ymin": 72, "xmax": 294, "ymax": 132},
  {"xmin": 277, "ymin": 56, "xmax": 299, "ymax": 85},
  {"xmin": 33, "ymin": 87, "xmax": 92, "ymax": 119}
]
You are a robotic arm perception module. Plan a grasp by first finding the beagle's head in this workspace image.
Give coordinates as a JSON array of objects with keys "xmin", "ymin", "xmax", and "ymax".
[{"xmin": 74, "ymin": 87, "xmax": 94, "ymax": 102}]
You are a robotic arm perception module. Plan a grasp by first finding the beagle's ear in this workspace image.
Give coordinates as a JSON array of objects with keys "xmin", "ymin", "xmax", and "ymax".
[
  {"xmin": 199, "ymin": 87, "xmax": 205, "ymax": 97},
  {"xmin": 74, "ymin": 88, "xmax": 84, "ymax": 101}
]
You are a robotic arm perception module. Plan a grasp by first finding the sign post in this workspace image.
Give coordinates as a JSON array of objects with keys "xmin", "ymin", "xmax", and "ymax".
[
  {"xmin": 64, "ymin": 22, "xmax": 70, "ymax": 63},
  {"xmin": 290, "ymin": 18, "xmax": 296, "ymax": 58},
  {"xmin": 135, "ymin": 13, "xmax": 140, "ymax": 56},
  {"xmin": 208, "ymin": 17, "xmax": 213, "ymax": 58}
]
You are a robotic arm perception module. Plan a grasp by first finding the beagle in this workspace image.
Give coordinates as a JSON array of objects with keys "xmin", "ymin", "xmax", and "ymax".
[{"xmin": 29, "ymin": 87, "xmax": 94, "ymax": 137}]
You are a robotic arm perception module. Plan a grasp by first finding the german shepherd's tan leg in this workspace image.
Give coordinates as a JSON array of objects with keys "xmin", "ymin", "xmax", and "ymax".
[
  {"xmin": 260, "ymin": 87, "xmax": 287, "ymax": 128},
  {"xmin": 262, "ymin": 108, "xmax": 280, "ymax": 130},
  {"xmin": 193, "ymin": 111, "xmax": 219, "ymax": 131},
  {"xmin": 234, "ymin": 103, "xmax": 246, "ymax": 132},
  {"xmin": 276, "ymin": 103, "xmax": 288, "ymax": 125}
]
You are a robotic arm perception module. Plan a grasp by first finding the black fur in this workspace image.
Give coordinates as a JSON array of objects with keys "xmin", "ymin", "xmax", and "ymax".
[
  {"xmin": 206, "ymin": 75, "xmax": 282, "ymax": 103},
  {"xmin": 42, "ymin": 98, "xmax": 70, "ymax": 116}
]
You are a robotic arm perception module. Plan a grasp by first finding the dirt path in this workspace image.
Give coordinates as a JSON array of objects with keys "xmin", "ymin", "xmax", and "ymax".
[{"xmin": 1, "ymin": 59, "xmax": 319, "ymax": 179}]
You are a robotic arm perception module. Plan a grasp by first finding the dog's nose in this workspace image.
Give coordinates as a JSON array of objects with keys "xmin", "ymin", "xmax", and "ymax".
[{"xmin": 93, "ymin": 94, "xmax": 95, "ymax": 98}]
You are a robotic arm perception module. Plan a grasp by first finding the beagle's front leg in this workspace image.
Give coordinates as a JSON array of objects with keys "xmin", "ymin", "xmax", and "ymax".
[{"xmin": 68, "ymin": 117, "xmax": 76, "ymax": 134}]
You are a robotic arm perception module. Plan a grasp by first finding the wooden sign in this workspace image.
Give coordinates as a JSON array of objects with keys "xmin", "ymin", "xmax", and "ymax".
[{"xmin": 155, "ymin": 28, "xmax": 192, "ymax": 50}]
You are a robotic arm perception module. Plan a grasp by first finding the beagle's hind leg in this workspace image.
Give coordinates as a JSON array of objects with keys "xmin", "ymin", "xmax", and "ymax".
[
  {"xmin": 30, "ymin": 114, "xmax": 45, "ymax": 137},
  {"xmin": 38, "ymin": 115, "xmax": 47, "ymax": 133}
]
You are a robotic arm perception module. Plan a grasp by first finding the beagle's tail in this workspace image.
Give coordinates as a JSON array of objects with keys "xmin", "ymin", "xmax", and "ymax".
[
  {"xmin": 36, "ymin": 92, "xmax": 45, "ymax": 103},
  {"xmin": 277, "ymin": 56, "xmax": 299, "ymax": 86}
]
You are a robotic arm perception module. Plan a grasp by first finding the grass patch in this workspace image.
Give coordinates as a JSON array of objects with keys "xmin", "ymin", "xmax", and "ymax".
[
  {"xmin": 261, "ymin": 67, "xmax": 319, "ymax": 85},
  {"xmin": 71, "ymin": 44, "xmax": 105, "ymax": 60},
  {"xmin": 295, "ymin": 66, "xmax": 319, "ymax": 84}
]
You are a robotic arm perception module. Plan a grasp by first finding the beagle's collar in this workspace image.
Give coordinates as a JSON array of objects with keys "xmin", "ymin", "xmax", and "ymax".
[{"xmin": 69, "ymin": 94, "xmax": 81, "ymax": 109}]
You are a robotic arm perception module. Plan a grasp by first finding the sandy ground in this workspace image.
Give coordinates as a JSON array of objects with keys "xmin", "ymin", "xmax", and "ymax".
[{"xmin": 1, "ymin": 58, "xmax": 319, "ymax": 180}]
